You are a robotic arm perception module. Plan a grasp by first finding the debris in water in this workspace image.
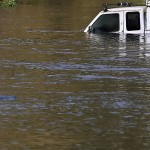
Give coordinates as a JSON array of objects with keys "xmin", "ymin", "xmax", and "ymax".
[{"xmin": 0, "ymin": 96, "xmax": 16, "ymax": 101}]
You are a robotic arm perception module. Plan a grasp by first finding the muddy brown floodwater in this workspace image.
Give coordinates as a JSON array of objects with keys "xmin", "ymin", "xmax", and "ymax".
[{"xmin": 0, "ymin": 0, "xmax": 149, "ymax": 149}]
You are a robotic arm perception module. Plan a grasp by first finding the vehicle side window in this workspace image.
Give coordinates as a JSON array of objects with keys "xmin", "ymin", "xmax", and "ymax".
[
  {"xmin": 92, "ymin": 13, "xmax": 119, "ymax": 32},
  {"xmin": 126, "ymin": 12, "xmax": 140, "ymax": 31}
]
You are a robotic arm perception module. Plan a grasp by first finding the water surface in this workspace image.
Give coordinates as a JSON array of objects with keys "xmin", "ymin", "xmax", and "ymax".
[{"xmin": 0, "ymin": 0, "xmax": 149, "ymax": 149}]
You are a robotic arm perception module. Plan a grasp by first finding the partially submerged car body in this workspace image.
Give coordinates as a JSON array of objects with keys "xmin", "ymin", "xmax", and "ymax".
[{"xmin": 84, "ymin": 1, "xmax": 150, "ymax": 34}]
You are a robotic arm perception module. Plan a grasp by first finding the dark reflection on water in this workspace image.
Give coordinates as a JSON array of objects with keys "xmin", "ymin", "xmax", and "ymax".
[{"xmin": 0, "ymin": 0, "xmax": 150, "ymax": 150}]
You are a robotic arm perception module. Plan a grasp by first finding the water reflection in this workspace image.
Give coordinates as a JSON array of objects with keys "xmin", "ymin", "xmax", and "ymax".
[{"xmin": 86, "ymin": 33, "xmax": 150, "ymax": 59}]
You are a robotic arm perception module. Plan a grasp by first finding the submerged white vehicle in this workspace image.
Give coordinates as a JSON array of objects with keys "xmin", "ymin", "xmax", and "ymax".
[{"xmin": 84, "ymin": 0, "xmax": 150, "ymax": 34}]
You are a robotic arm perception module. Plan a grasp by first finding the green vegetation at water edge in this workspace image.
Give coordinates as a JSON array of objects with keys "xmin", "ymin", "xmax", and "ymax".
[{"xmin": 1, "ymin": 0, "xmax": 16, "ymax": 7}]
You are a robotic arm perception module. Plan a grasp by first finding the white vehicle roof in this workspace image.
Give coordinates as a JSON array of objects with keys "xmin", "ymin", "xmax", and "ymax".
[{"xmin": 103, "ymin": 6, "xmax": 146, "ymax": 13}]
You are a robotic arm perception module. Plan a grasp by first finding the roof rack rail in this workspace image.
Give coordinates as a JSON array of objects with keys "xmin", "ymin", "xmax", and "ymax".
[
  {"xmin": 104, "ymin": 2, "xmax": 133, "ymax": 12},
  {"xmin": 146, "ymin": 0, "xmax": 150, "ymax": 6}
]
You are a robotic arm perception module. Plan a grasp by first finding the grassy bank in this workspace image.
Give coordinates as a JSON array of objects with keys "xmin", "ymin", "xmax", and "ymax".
[{"xmin": 1, "ymin": 0, "xmax": 16, "ymax": 7}]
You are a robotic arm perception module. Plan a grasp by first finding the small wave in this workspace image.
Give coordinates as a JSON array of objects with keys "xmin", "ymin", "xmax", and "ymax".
[{"xmin": 26, "ymin": 29, "xmax": 80, "ymax": 33}]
